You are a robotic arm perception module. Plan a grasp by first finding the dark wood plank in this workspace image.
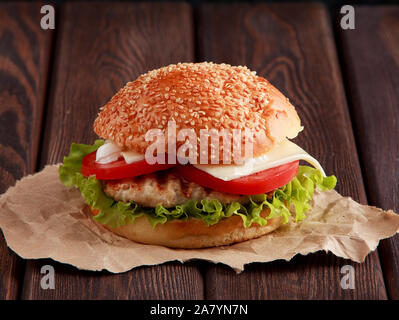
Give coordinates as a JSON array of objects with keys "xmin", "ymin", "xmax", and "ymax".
[
  {"xmin": 197, "ymin": 2, "xmax": 386, "ymax": 299},
  {"xmin": 337, "ymin": 5, "xmax": 399, "ymax": 299},
  {"xmin": 23, "ymin": 259, "xmax": 202, "ymax": 300},
  {"xmin": 21, "ymin": 1, "xmax": 203, "ymax": 300},
  {"xmin": 0, "ymin": 2, "xmax": 53, "ymax": 299}
]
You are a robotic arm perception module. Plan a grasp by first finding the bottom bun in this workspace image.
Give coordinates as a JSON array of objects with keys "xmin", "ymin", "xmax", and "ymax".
[{"xmin": 90, "ymin": 207, "xmax": 283, "ymax": 248}]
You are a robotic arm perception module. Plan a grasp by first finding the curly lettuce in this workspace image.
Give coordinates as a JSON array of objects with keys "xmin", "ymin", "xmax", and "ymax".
[{"xmin": 59, "ymin": 141, "xmax": 337, "ymax": 228}]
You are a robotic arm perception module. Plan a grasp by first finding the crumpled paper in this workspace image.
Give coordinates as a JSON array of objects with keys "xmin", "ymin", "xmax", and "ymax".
[{"xmin": 0, "ymin": 165, "xmax": 398, "ymax": 273}]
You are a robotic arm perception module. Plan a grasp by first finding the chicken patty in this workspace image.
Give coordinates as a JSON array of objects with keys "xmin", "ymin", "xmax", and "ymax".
[{"xmin": 103, "ymin": 169, "xmax": 249, "ymax": 207}]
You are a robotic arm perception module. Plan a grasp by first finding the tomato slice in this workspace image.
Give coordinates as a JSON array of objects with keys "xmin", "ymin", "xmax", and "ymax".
[
  {"xmin": 176, "ymin": 161, "xmax": 299, "ymax": 195},
  {"xmin": 81, "ymin": 151, "xmax": 176, "ymax": 180}
]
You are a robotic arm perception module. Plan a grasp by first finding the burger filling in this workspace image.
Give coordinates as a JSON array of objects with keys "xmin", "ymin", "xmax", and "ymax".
[
  {"xmin": 103, "ymin": 171, "xmax": 248, "ymax": 208},
  {"xmin": 59, "ymin": 140, "xmax": 336, "ymax": 229}
]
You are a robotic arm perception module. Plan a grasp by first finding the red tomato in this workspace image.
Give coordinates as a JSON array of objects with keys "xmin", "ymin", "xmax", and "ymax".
[
  {"xmin": 81, "ymin": 151, "xmax": 176, "ymax": 180},
  {"xmin": 176, "ymin": 161, "xmax": 299, "ymax": 195}
]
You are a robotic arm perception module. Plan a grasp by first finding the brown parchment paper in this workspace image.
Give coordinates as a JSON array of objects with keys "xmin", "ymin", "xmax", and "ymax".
[{"xmin": 1, "ymin": 165, "xmax": 399, "ymax": 273}]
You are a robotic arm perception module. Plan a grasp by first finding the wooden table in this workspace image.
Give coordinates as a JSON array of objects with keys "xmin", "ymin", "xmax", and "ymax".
[{"xmin": 0, "ymin": 1, "xmax": 398, "ymax": 300}]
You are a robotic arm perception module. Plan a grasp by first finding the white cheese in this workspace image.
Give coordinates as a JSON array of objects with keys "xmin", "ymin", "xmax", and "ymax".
[
  {"xmin": 95, "ymin": 141, "xmax": 121, "ymax": 164},
  {"xmin": 96, "ymin": 139, "xmax": 325, "ymax": 180},
  {"xmin": 120, "ymin": 150, "xmax": 145, "ymax": 164},
  {"xmin": 192, "ymin": 139, "xmax": 326, "ymax": 181},
  {"xmin": 95, "ymin": 141, "xmax": 144, "ymax": 164}
]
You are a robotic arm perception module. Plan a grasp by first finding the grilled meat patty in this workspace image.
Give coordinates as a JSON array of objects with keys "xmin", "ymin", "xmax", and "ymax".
[{"xmin": 103, "ymin": 169, "xmax": 248, "ymax": 208}]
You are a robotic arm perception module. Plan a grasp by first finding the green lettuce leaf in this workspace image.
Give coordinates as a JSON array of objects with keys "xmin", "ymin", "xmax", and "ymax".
[{"xmin": 59, "ymin": 141, "xmax": 337, "ymax": 228}]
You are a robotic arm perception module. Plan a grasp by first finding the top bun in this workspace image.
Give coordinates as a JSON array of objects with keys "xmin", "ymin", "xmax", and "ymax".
[{"xmin": 94, "ymin": 62, "xmax": 303, "ymax": 162}]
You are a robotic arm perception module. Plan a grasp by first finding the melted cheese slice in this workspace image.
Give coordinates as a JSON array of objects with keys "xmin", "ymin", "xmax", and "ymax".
[{"xmin": 192, "ymin": 139, "xmax": 325, "ymax": 181}]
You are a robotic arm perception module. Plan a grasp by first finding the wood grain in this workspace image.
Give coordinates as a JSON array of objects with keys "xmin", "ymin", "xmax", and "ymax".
[
  {"xmin": 196, "ymin": 2, "xmax": 387, "ymax": 299},
  {"xmin": 0, "ymin": 2, "xmax": 53, "ymax": 299},
  {"xmin": 23, "ymin": 259, "xmax": 202, "ymax": 300},
  {"xmin": 21, "ymin": 1, "xmax": 203, "ymax": 300},
  {"xmin": 337, "ymin": 6, "xmax": 399, "ymax": 299}
]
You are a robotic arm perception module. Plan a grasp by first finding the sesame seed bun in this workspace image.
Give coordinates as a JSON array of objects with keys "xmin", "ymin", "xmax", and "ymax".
[
  {"xmin": 90, "ymin": 207, "xmax": 283, "ymax": 248},
  {"xmin": 94, "ymin": 62, "xmax": 303, "ymax": 162}
]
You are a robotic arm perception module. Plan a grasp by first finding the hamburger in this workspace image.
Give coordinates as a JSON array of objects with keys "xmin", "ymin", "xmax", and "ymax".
[{"xmin": 59, "ymin": 62, "xmax": 336, "ymax": 248}]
